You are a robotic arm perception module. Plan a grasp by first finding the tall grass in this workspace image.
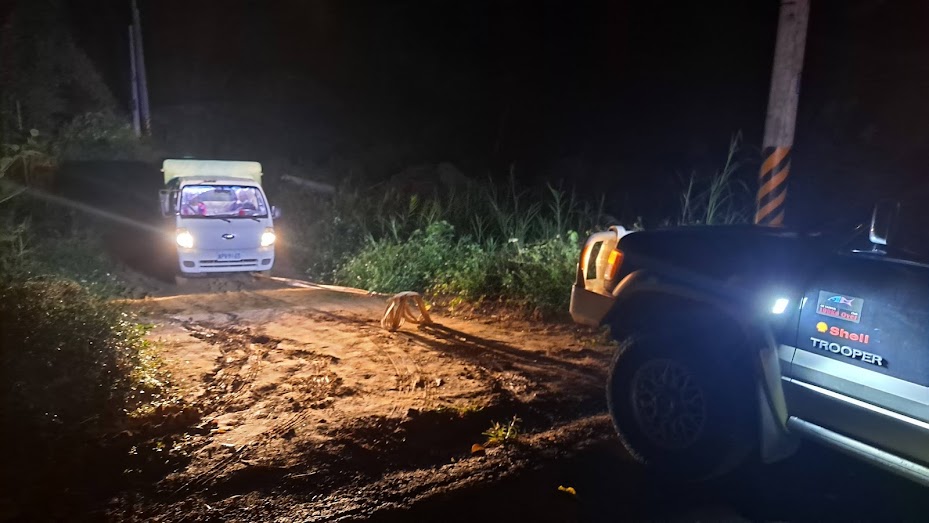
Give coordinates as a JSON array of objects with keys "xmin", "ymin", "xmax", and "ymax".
[
  {"xmin": 677, "ymin": 133, "xmax": 752, "ymax": 225},
  {"xmin": 278, "ymin": 134, "xmax": 753, "ymax": 313},
  {"xmin": 278, "ymin": 175, "xmax": 607, "ymax": 314}
]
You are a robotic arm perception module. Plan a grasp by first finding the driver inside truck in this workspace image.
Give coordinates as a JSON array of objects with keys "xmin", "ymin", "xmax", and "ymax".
[{"xmin": 232, "ymin": 188, "xmax": 258, "ymax": 215}]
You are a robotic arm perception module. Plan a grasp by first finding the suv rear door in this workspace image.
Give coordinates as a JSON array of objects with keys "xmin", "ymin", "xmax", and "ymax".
[{"xmin": 784, "ymin": 202, "xmax": 929, "ymax": 464}]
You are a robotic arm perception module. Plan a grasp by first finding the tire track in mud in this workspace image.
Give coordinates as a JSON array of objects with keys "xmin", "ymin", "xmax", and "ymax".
[
  {"xmin": 146, "ymin": 290, "xmax": 605, "ymax": 506},
  {"xmin": 229, "ymin": 290, "xmax": 432, "ymax": 413},
  {"xmin": 294, "ymin": 307, "xmax": 437, "ymax": 418},
  {"xmin": 169, "ymin": 306, "xmax": 443, "ymax": 497},
  {"xmin": 182, "ymin": 321, "xmax": 273, "ymax": 413},
  {"xmin": 168, "ymin": 311, "xmax": 343, "ymax": 497}
]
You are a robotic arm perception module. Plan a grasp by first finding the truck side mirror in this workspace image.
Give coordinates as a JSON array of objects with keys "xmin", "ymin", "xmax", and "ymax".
[
  {"xmin": 159, "ymin": 189, "xmax": 178, "ymax": 217},
  {"xmin": 272, "ymin": 206, "xmax": 282, "ymax": 219},
  {"xmin": 869, "ymin": 199, "xmax": 900, "ymax": 247}
]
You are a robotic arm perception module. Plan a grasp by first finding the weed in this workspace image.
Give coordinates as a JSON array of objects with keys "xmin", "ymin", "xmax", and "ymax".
[
  {"xmin": 0, "ymin": 199, "xmax": 129, "ymax": 296},
  {"xmin": 317, "ymin": 176, "xmax": 599, "ymax": 313},
  {"xmin": 435, "ymin": 403, "xmax": 485, "ymax": 418},
  {"xmin": 483, "ymin": 415, "xmax": 522, "ymax": 446},
  {"xmin": 453, "ymin": 403, "xmax": 485, "ymax": 416}
]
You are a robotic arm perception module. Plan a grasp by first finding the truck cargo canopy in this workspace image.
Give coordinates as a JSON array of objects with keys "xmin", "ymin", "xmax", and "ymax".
[{"xmin": 162, "ymin": 159, "xmax": 263, "ymax": 186}]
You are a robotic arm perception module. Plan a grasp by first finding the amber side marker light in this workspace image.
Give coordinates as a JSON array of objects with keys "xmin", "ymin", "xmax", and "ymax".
[{"xmin": 604, "ymin": 249, "xmax": 624, "ymax": 280}]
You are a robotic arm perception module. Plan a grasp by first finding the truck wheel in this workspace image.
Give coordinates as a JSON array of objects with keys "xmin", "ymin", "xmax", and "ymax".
[{"xmin": 607, "ymin": 331, "xmax": 755, "ymax": 482}]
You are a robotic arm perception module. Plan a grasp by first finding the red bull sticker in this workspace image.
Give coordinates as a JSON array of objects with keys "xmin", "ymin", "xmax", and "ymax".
[{"xmin": 816, "ymin": 290, "xmax": 863, "ymax": 324}]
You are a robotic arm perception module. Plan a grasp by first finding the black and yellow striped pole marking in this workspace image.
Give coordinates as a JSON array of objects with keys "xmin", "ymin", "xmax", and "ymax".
[
  {"xmin": 756, "ymin": 0, "xmax": 808, "ymax": 227},
  {"xmin": 756, "ymin": 146, "xmax": 790, "ymax": 226}
]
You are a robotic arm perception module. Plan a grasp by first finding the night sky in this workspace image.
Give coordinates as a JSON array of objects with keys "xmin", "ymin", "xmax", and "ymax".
[{"xmin": 68, "ymin": 0, "xmax": 929, "ymax": 226}]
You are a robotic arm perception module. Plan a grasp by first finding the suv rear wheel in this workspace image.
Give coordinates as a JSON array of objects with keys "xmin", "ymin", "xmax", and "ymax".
[{"xmin": 607, "ymin": 331, "xmax": 755, "ymax": 482}]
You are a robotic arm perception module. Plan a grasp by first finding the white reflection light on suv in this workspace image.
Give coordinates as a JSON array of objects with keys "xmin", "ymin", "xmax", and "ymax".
[{"xmin": 771, "ymin": 298, "xmax": 790, "ymax": 315}]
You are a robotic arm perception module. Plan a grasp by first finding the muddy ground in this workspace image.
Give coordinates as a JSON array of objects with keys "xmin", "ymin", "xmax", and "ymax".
[{"xmin": 88, "ymin": 275, "xmax": 616, "ymax": 522}]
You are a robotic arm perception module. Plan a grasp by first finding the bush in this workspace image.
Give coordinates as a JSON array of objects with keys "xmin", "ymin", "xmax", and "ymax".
[
  {"xmin": 0, "ymin": 279, "xmax": 157, "ymax": 437},
  {"xmin": 0, "ymin": 276, "xmax": 165, "ymax": 498},
  {"xmin": 336, "ymin": 221, "xmax": 459, "ymax": 293},
  {"xmin": 54, "ymin": 112, "xmax": 152, "ymax": 162},
  {"xmin": 274, "ymin": 187, "xmax": 369, "ymax": 282},
  {"xmin": 497, "ymin": 232, "xmax": 580, "ymax": 312},
  {"xmin": 0, "ymin": 189, "xmax": 133, "ymax": 296},
  {"xmin": 336, "ymin": 221, "xmax": 581, "ymax": 314}
]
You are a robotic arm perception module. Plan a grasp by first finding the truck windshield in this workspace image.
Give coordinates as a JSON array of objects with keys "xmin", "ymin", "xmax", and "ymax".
[{"xmin": 179, "ymin": 185, "xmax": 268, "ymax": 218}]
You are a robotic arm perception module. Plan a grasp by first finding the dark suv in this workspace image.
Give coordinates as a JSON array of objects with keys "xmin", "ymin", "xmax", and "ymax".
[{"xmin": 570, "ymin": 201, "xmax": 929, "ymax": 484}]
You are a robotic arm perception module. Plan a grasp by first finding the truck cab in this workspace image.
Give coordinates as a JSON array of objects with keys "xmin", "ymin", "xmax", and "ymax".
[
  {"xmin": 159, "ymin": 159, "xmax": 278, "ymax": 275},
  {"xmin": 570, "ymin": 199, "xmax": 929, "ymax": 486}
]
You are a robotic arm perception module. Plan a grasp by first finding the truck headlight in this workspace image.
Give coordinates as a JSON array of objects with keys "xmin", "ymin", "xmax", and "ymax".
[
  {"xmin": 260, "ymin": 228, "xmax": 276, "ymax": 247},
  {"xmin": 176, "ymin": 228, "xmax": 194, "ymax": 249}
]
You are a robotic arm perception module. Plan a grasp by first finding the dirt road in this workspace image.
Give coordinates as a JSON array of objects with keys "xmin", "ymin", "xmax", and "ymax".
[{"xmin": 105, "ymin": 276, "xmax": 617, "ymax": 521}]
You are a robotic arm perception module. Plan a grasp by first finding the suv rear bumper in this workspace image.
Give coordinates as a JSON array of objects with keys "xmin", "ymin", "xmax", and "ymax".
[{"xmin": 569, "ymin": 284, "xmax": 615, "ymax": 326}]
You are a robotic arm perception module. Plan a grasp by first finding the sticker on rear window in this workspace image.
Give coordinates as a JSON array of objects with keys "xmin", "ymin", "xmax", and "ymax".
[{"xmin": 815, "ymin": 291, "xmax": 863, "ymax": 324}]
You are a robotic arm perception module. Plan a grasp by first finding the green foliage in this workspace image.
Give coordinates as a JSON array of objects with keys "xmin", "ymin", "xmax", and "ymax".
[
  {"xmin": 483, "ymin": 415, "xmax": 521, "ymax": 446},
  {"xmin": 337, "ymin": 221, "xmax": 459, "ymax": 293},
  {"xmin": 278, "ymin": 172, "xmax": 603, "ymax": 315},
  {"xmin": 275, "ymin": 186, "xmax": 370, "ymax": 282},
  {"xmin": 1, "ymin": 129, "xmax": 56, "ymax": 203},
  {"xmin": 54, "ymin": 112, "xmax": 152, "ymax": 162},
  {"xmin": 0, "ymin": 215, "xmax": 32, "ymax": 274},
  {"xmin": 283, "ymin": 172, "xmax": 601, "ymax": 313},
  {"xmin": 0, "ymin": 196, "xmax": 128, "ymax": 296},
  {"xmin": 0, "ymin": 278, "xmax": 164, "ymax": 450},
  {"xmin": 497, "ymin": 232, "xmax": 580, "ymax": 312}
]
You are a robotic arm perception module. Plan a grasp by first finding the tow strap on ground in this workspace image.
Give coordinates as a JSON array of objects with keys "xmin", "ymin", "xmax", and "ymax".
[{"xmin": 381, "ymin": 291, "xmax": 433, "ymax": 331}]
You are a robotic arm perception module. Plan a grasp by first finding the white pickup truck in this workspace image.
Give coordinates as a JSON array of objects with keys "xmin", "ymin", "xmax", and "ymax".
[{"xmin": 159, "ymin": 159, "xmax": 280, "ymax": 276}]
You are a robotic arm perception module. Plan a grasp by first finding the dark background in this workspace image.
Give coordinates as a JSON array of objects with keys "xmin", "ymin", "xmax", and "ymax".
[{"xmin": 65, "ymin": 0, "xmax": 929, "ymax": 227}]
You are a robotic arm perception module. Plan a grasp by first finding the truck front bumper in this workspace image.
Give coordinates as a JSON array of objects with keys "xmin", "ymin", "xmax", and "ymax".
[{"xmin": 178, "ymin": 246, "xmax": 274, "ymax": 274}]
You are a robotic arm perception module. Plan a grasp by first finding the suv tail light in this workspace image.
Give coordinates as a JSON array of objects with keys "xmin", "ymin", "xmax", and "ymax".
[
  {"xmin": 577, "ymin": 226, "xmax": 630, "ymax": 295},
  {"xmin": 604, "ymin": 248, "xmax": 624, "ymax": 281}
]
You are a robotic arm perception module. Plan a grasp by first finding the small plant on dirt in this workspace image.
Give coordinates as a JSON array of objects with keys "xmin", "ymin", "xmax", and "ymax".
[{"xmin": 483, "ymin": 415, "xmax": 522, "ymax": 447}]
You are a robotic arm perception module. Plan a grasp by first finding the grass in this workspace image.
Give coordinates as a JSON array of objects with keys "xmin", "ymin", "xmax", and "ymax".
[
  {"xmin": 0, "ymin": 197, "xmax": 130, "ymax": 297},
  {"xmin": 676, "ymin": 133, "xmax": 752, "ymax": 226},
  {"xmin": 483, "ymin": 415, "xmax": 522, "ymax": 447},
  {"xmin": 278, "ymin": 174, "xmax": 607, "ymax": 315}
]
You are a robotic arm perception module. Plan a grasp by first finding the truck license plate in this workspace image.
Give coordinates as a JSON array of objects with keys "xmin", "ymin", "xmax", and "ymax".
[{"xmin": 218, "ymin": 251, "xmax": 242, "ymax": 261}]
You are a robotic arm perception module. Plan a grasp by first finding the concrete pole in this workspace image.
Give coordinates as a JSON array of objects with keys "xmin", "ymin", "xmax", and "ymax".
[
  {"xmin": 755, "ymin": 0, "xmax": 810, "ymax": 226},
  {"xmin": 131, "ymin": 0, "xmax": 152, "ymax": 135},
  {"xmin": 128, "ymin": 26, "xmax": 142, "ymax": 137}
]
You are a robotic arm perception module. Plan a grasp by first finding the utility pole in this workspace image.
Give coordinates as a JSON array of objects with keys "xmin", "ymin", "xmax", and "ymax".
[
  {"xmin": 128, "ymin": 26, "xmax": 141, "ymax": 137},
  {"xmin": 131, "ymin": 0, "xmax": 152, "ymax": 135},
  {"xmin": 755, "ymin": 0, "xmax": 810, "ymax": 226}
]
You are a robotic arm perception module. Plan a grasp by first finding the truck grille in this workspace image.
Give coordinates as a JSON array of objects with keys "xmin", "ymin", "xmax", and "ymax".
[{"xmin": 199, "ymin": 259, "xmax": 259, "ymax": 268}]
